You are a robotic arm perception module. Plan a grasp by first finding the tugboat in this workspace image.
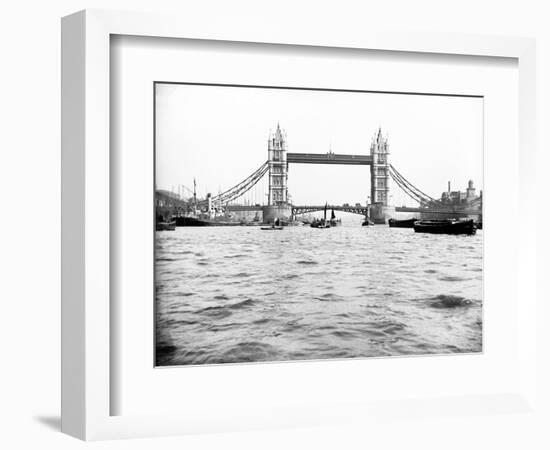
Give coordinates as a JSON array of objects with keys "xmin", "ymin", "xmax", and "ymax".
[
  {"xmin": 388, "ymin": 218, "xmax": 418, "ymax": 228},
  {"xmin": 413, "ymin": 219, "xmax": 476, "ymax": 235}
]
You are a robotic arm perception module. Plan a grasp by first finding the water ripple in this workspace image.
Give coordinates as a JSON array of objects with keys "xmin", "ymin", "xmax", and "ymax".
[{"xmin": 155, "ymin": 225, "xmax": 483, "ymax": 365}]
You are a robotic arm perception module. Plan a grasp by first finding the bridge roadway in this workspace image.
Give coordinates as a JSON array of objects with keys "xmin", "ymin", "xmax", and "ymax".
[
  {"xmin": 226, "ymin": 204, "xmax": 369, "ymax": 215},
  {"xmin": 286, "ymin": 153, "xmax": 373, "ymax": 165},
  {"xmin": 227, "ymin": 204, "xmax": 481, "ymax": 217},
  {"xmin": 292, "ymin": 205, "xmax": 368, "ymax": 215}
]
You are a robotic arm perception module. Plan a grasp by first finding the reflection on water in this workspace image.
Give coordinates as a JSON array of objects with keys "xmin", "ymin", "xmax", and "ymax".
[{"xmin": 155, "ymin": 224, "xmax": 482, "ymax": 366}]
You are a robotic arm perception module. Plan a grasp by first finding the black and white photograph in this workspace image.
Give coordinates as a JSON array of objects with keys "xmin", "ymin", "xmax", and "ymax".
[{"xmin": 154, "ymin": 82, "xmax": 483, "ymax": 366}]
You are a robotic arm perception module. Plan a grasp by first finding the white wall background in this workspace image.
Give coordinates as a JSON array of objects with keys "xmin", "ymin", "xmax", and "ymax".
[{"xmin": 0, "ymin": 1, "xmax": 547, "ymax": 449}]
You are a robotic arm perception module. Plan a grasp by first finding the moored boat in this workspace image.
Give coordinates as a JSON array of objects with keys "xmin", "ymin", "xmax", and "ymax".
[
  {"xmin": 260, "ymin": 226, "xmax": 284, "ymax": 230},
  {"xmin": 388, "ymin": 218, "xmax": 418, "ymax": 228},
  {"xmin": 242, "ymin": 221, "xmax": 263, "ymax": 226},
  {"xmin": 175, "ymin": 216, "xmax": 241, "ymax": 226},
  {"xmin": 171, "ymin": 177, "xmax": 242, "ymax": 226},
  {"xmin": 413, "ymin": 219, "xmax": 476, "ymax": 235},
  {"xmin": 156, "ymin": 220, "xmax": 176, "ymax": 231}
]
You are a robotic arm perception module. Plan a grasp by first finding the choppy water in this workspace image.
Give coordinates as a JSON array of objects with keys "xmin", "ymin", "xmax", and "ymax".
[{"xmin": 155, "ymin": 223, "xmax": 482, "ymax": 366}]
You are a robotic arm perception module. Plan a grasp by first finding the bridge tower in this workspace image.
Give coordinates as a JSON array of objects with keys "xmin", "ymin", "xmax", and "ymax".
[
  {"xmin": 267, "ymin": 123, "xmax": 289, "ymax": 205},
  {"xmin": 369, "ymin": 128, "xmax": 395, "ymax": 223},
  {"xmin": 263, "ymin": 123, "xmax": 292, "ymax": 223}
]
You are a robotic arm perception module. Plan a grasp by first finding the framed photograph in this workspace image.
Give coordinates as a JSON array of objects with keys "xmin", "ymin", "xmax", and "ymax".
[
  {"xmin": 62, "ymin": 9, "xmax": 537, "ymax": 440},
  {"xmin": 153, "ymin": 81, "xmax": 484, "ymax": 368}
]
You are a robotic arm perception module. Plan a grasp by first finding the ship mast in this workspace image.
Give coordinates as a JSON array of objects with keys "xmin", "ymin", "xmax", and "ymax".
[{"xmin": 193, "ymin": 178, "xmax": 197, "ymax": 215}]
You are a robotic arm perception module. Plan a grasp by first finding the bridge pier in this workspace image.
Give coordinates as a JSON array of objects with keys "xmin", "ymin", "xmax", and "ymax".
[
  {"xmin": 369, "ymin": 204, "xmax": 396, "ymax": 224},
  {"xmin": 262, "ymin": 204, "xmax": 293, "ymax": 224}
]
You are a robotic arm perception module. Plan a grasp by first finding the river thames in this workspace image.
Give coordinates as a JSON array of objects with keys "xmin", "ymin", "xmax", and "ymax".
[{"xmin": 155, "ymin": 222, "xmax": 482, "ymax": 366}]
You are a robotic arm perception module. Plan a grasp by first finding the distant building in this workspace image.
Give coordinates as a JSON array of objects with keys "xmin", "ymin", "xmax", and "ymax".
[
  {"xmin": 440, "ymin": 179, "xmax": 481, "ymax": 206},
  {"xmin": 466, "ymin": 179, "xmax": 476, "ymax": 199}
]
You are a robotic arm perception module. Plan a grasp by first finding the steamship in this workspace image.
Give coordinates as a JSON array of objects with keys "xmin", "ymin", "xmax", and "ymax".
[{"xmin": 175, "ymin": 215, "xmax": 241, "ymax": 227}]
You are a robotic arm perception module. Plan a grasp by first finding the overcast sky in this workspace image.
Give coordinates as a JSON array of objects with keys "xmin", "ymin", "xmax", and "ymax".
[{"xmin": 155, "ymin": 83, "xmax": 483, "ymax": 207}]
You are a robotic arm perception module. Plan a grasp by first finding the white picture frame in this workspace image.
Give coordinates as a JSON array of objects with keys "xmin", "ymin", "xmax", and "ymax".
[{"xmin": 61, "ymin": 9, "xmax": 537, "ymax": 441}]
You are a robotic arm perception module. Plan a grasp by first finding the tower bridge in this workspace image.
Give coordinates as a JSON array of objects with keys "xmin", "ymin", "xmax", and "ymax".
[
  {"xmin": 158, "ymin": 123, "xmax": 482, "ymax": 224},
  {"xmin": 261, "ymin": 124, "xmax": 393, "ymax": 223}
]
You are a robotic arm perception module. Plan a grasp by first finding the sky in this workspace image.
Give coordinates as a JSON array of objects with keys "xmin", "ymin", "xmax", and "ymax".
[{"xmin": 155, "ymin": 83, "xmax": 483, "ymax": 207}]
